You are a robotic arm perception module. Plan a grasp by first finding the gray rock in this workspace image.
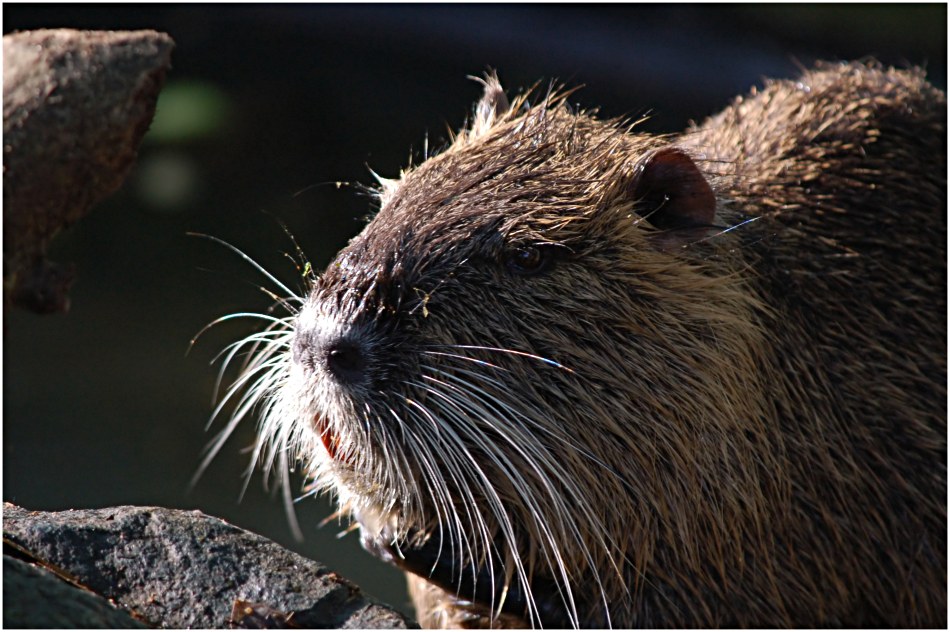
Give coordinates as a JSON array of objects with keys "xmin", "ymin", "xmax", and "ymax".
[
  {"xmin": 2, "ymin": 504, "xmax": 416, "ymax": 628},
  {"xmin": 4, "ymin": 554, "xmax": 149, "ymax": 628}
]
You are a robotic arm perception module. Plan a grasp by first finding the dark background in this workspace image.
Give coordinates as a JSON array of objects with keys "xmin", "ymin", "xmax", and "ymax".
[{"xmin": 4, "ymin": 3, "xmax": 946, "ymax": 618}]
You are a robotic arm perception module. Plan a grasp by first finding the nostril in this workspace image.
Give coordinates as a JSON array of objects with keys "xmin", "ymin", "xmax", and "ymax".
[{"xmin": 325, "ymin": 339, "xmax": 367, "ymax": 383}]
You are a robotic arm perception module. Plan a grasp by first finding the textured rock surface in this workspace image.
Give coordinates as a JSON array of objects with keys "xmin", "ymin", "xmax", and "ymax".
[
  {"xmin": 3, "ymin": 29, "xmax": 174, "ymax": 314},
  {"xmin": 3, "ymin": 504, "xmax": 415, "ymax": 628},
  {"xmin": 3, "ymin": 554, "xmax": 149, "ymax": 628}
]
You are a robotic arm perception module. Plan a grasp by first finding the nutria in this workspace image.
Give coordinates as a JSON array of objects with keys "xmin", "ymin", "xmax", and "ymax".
[{"xmin": 211, "ymin": 61, "xmax": 946, "ymax": 628}]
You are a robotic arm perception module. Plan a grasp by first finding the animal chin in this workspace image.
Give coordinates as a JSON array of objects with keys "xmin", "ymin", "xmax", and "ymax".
[
  {"xmin": 359, "ymin": 525, "xmax": 571, "ymax": 627},
  {"xmin": 359, "ymin": 525, "xmax": 451, "ymax": 587}
]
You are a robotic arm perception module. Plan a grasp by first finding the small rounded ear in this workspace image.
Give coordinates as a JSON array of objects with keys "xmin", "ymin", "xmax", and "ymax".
[{"xmin": 631, "ymin": 147, "xmax": 717, "ymax": 248}]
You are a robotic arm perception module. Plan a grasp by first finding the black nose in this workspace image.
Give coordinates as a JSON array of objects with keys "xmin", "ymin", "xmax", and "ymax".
[
  {"xmin": 324, "ymin": 338, "xmax": 367, "ymax": 384},
  {"xmin": 292, "ymin": 329, "xmax": 369, "ymax": 385}
]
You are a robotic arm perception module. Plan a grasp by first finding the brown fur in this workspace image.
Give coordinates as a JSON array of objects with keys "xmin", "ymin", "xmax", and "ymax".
[{"xmin": 264, "ymin": 62, "xmax": 945, "ymax": 628}]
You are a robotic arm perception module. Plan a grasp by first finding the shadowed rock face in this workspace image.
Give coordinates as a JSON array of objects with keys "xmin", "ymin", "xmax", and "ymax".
[
  {"xmin": 4, "ymin": 554, "xmax": 150, "ymax": 629},
  {"xmin": 2, "ymin": 504, "xmax": 416, "ymax": 629}
]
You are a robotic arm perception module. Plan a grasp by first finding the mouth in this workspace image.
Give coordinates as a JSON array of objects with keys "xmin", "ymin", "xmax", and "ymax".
[{"xmin": 314, "ymin": 414, "xmax": 345, "ymax": 462}]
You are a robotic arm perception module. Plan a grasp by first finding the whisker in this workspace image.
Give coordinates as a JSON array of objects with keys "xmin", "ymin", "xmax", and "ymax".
[
  {"xmin": 404, "ymin": 387, "xmax": 539, "ymax": 623},
  {"xmin": 407, "ymin": 377, "xmax": 585, "ymax": 626},
  {"xmin": 420, "ymin": 361, "xmax": 619, "ymax": 480},
  {"xmin": 188, "ymin": 232, "xmax": 304, "ymax": 302},
  {"xmin": 430, "ymin": 343, "xmax": 575, "ymax": 372},
  {"xmin": 408, "ymin": 365, "xmax": 634, "ymax": 627},
  {"xmin": 400, "ymin": 397, "xmax": 498, "ymax": 596}
]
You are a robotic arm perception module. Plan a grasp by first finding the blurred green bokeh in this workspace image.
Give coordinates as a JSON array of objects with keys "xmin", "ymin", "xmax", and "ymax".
[{"xmin": 147, "ymin": 81, "xmax": 234, "ymax": 143}]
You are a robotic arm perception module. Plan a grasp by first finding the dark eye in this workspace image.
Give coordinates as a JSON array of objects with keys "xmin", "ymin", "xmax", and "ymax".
[{"xmin": 503, "ymin": 244, "xmax": 555, "ymax": 276}]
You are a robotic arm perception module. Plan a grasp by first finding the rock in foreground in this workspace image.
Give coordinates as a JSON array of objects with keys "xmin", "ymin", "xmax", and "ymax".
[{"xmin": 3, "ymin": 504, "xmax": 415, "ymax": 628}]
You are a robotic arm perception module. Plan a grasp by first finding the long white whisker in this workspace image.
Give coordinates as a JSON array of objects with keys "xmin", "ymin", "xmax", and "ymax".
[
  {"xmin": 407, "ymin": 379, "xmax": 551, "ymax": 625},
  {"xmin": 430, "ymin": 343, "xmax": 574, "ymax": 372},
  {"xmin": 421, "ymin": 352, "xmax": 638, "ymax": 559},
  {"xmin": 192, "ymin": 333, "xmax": 292, "ymax": 486},
  {"xmin": 188, "ymin": 232, "xmax": 304, "ymax": 302},
  {"xmin": 191, "ymin": 311, "xmax": 292, "ymax": 350},
  {"xmin": 209, "ymin": 329, "xmax": 292, "ymax": 417},
  {"xmin": 400, "ymin": 396, "xmax": 498, "ymax": 603},
  {"xmin": 421, "ymin": 358, "xmax": 622, "ymax": 484},
  {"xmin": 406, "ymin": 386, "xmax": 541, "ymax": 623},
  {"xmin": 410, "ymin": 367, "xmax": 624, "ymax": 627}
]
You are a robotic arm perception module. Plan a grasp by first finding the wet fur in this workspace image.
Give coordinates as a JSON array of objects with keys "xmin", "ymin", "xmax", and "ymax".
[{"xmin": 214, "ymin": 62, "xmax": 946, "ymax": 628}]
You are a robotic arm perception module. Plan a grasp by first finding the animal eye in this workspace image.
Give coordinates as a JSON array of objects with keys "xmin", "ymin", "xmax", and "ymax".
[{"xmin": 503, "ymin": 244, "xmax": 553, "ymax": 276}]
